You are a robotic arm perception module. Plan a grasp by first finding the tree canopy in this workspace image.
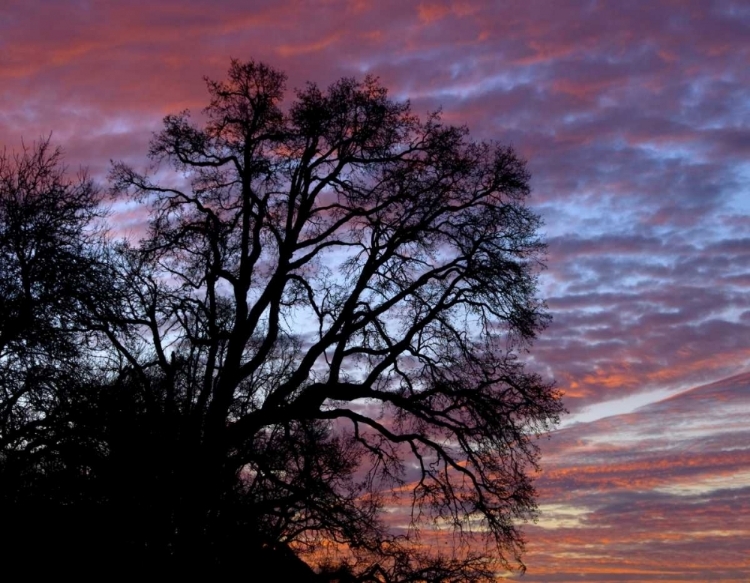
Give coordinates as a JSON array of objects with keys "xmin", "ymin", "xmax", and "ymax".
[{"xmin": 0, "ymin": 60, "xmax": 562, "ymax": 580}]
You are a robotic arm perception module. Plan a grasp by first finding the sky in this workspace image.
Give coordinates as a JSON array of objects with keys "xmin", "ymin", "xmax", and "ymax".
[{"xmin": 1, "ymin": 0, "xmax": 749, "ymax": 580}]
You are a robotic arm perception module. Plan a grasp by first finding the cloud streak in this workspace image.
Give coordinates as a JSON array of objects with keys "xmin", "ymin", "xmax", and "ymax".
[{"xmin": 520, "ymin": 373, "xmax": 750, "ymax": 581}]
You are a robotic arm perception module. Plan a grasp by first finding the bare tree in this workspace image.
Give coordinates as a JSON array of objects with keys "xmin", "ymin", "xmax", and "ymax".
[
  {"xmin": 0, "ymin": 136, "xmax": 106, "ymax": 452},
  {"xmin": 0, "ymin": 138, "xmax": 124, "ymax": 573},
  {"xmin": 105, "ymin": 59, "xmax": 563, "ymax": 578}
]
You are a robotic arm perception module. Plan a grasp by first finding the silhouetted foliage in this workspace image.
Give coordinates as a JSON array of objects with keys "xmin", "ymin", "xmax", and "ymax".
[
  {"xmin": 0, "ymin": 137, "xmax": 106, "ymax": 454},
  {"xmin": 0, "ymin": 61, "xmax": 562, "ymax": 580},
  {"xmin": 0, "ymin": 138, "xmax": 116, "ymax": 572},
  {"xmin": 0, "ymin": 137, "xmax": 104, "ymax": 435}
]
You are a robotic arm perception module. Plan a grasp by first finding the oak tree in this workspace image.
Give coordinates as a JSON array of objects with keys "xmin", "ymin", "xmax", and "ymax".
[{"xmin": 106, "ymin": 59, "xmax": 562, "ymax": 578}]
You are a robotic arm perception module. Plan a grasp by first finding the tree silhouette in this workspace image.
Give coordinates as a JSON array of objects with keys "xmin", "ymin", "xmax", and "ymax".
[
  {"xmin": 0, "ymin": 137, "xmax": 107, "ymax": 456},
  {"xmin": 0, "ymin": 60, "xmax": 563, "ymax": 580},
  {"xmin": 0, "ymin": 138, "xmax": 117, "ymax": 572},
  {"xmin": 104, "ymin": 59, "xmax": 562, "ymax": 577}
]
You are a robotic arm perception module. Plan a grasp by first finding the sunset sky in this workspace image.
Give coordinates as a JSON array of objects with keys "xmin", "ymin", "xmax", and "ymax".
[{"xmin": 1, "ymin": 1, "xmax": 748, "ymax": 580}]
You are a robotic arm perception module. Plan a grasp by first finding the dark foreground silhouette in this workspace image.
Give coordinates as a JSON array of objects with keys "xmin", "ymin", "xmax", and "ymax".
[{"xmin": 0, "ymin": 59, "xmax": 562, "ymax": 581}]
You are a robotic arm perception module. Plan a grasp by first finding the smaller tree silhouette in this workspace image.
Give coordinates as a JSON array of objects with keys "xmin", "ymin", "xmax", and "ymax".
[
  {"xmin": 0, "ymin": 138, "xmax": 116, "ymax": 571},
  {"xmin": 0, "ymin": 137, "xmax": 106, "ymax": 452}
]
